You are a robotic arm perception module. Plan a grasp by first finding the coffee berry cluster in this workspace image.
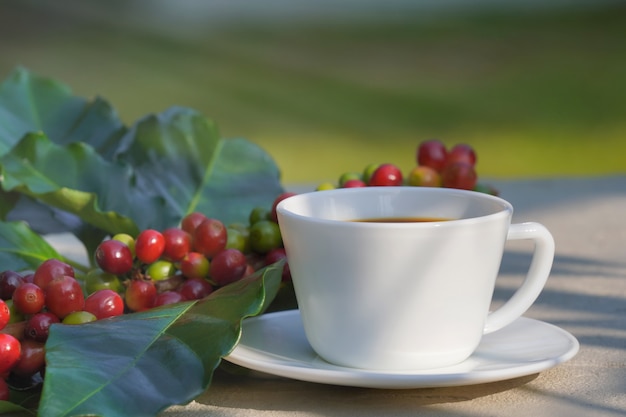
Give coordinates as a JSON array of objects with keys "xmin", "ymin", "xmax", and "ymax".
[
  {"xmin": 0, "ymin": 192, "xmax": 294, "ymax": 401},
  {"xmin": 316, "ymin": 140, "xmax": 496, "ymax": 195}
]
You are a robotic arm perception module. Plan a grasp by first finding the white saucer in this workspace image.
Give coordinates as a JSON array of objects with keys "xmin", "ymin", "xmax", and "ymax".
[{"xmin": 224, "ymin": 310, "xmax": 579, "ymax": 389}]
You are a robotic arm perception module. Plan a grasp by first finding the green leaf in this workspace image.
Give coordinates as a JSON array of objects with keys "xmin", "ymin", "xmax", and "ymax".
[
  {"xmin": 0, "ymin": 69, "xmax": 284, "ymax": 238},
  {"xmin": 0, "ymin": 220, "xmax": 63, "ymax": 271},
  {"xmin": 0, "ymin": 400, "xmax": 35, "ymax": 416},
  {"xmin": 39, "ymin": 262, "xmax": 284, "ymax": 417},
  {"xmin": 117, "ymin": 107, "xmax": 284, "ymax": 227},
  {"xmin": 0, "ymin": 67, "xmax": 129, "ymax": 236},
  {"xmin": 0, "ymin": 132, "xmax": 148, "ymax": 237},
  {"xmin": 0, "ymin": 67, "xmax": 126, "ymax": 158}
]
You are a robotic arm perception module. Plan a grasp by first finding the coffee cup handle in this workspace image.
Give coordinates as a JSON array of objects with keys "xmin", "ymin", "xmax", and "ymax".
[{"xmin": 484, "ymin": 222, "xmax": 555, "ymax": 334}]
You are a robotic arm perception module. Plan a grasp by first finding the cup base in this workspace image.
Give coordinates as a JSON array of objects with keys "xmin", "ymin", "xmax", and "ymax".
[{"xmin": 312, "ymin": 343, "xmax": 476, "ymax": 372}]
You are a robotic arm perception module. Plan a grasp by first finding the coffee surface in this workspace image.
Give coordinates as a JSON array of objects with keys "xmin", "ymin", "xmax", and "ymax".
[{"xmin": 352, "ymin": 217, "xmax": 451, "ymax": 223}]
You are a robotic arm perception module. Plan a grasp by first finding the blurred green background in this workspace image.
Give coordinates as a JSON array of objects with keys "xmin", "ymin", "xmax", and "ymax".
[{"xmin": 1, "ymin": 0, "xmax": 625, "ymax": 184}]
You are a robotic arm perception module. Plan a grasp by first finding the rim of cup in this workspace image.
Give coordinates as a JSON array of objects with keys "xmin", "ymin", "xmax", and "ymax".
[{"xmin": 276, "ymin": 186, "xmax": 513, "ymax": 228}]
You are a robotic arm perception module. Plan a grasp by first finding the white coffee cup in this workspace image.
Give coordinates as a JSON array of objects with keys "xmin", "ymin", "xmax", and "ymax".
[{"xmin": 276, "ymin": 186, "xmax": 554, "ymax": 371}]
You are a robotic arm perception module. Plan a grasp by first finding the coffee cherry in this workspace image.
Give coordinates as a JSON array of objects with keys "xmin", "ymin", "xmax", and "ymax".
[
  {"xmin": 84, "ymin": 289, "xmax": 124, "ymax": 320},
  {"xmin": 0, "ymin": 299, "xmax": 9, "ymax": 330},
  {"xmin": 145, "ymin": 260, "xmax": 176, "ymax": 281},
  {"xmin": 21, "ymin": 273, "xmax": 35, "ymax": 283},
  {"xmin": 95, "ymin": 239, "xmax": 134, "ymax": 275},
  {"xmin": 11, "ymin": 339, "xmax": 45, "ymax": 378},
  {"xmin": 249, "ymin": 207, "xmax": 271, "ymax": 225},
  {"xmin": 45, "ymin": 276, "xmax": 85, "ymax": 319},
  {"xmin": 407, "ymin": 165, "xmax": 442, "ymax": 187},
  {"xmin": 125, "ymin": 280, "xmax": 156, "ymax": 312},
  {"xmin": 210, "ymin": 249, "xmax": 247, "ymax": 286},
  {"xmin": 112, "ymin": 233, "xmax": 136, "ymax": 257},
  {"xmin": 225, "ymin": 226, "xmax": 249, "ymax": 253},
  {"xmin": 265, "ymin": 248, "xmax": 291, "ymax": 282},
  {"xmin": 361, "ymin": 163, "xmax": 380, "ymax": 184},
  {"xmin": 180, "ymin": 252, "xmax": 210, "ymax": 279},
  {"xmin": 162, "ymin": 227, "xmax": 192, "ymax": 261},
  {"xmin": 181, "ymin": 212, "xmax": 208, "ymax": 235},
  {"xmin": 368, "ymin": 163, "xmax": 403, "ymax": 186},
  {"xmin": 446, "ymin": 143, "xmax": 476, "ymax": 167},
  {"xmin": 12, "ymin": 283, "xmax": 45, "ymax": 315},
  {"xmin": 343, "ymin": 179, "xmax": 367, "ymax": 188},
  {"xmin": 342, "ymin": 179, "xmax": 367, "ymax": 188},
  {"xmin": 249, "ymin": 220, "xmax": 282, "ymax": 254},
  {"xmin": 193, "ymin": 218, "xmax": 227, "ymax": 259},
  {"xmin": 0, "ymin": 270, "xmax": 24, "ymax": 300},
  {"xmin": 153, "ymin": 291, "xmax": 186, "ymax": 307},
  {"xmin": 84, "ymin": 269, "xmax": 123, "ymax": 294},
  {"xmin": 135, "ymin": 229, "xmax": 165, "ymax": 264},
  {"xmin": 62, "ymin": 311, "xmax": 97, "ymax": 325},
  {"xmin": 338, "ymin": 172, "xmax": 362, "ymax": 187},
  {"xmin": 246, "ymin": 252, "xmax": 266, "ymax": 272},
  {"xmin": 243, "ymin": 263, "xmax": 255, "ymax": 278},
  {"xmin": 0, "ymin": 333, "xmax": 21, "ymax": 374},
  {"xmin": 270, "ymin": 193, "xmax": 297, "ymax": 222},
  {"xmin": 178, "ymin": 278, "xmax": 213, "ymax": 300},
  {"xmin": 33, "ymin": 259, "xmax": 74, "ymax": 289},
  {"xmin": 24, "ymin": 312, "xmax": 60, "ymax": 342},
  {"xmin": 315, "ymin": 182, "xmax": 335, "ymax": 191},
  {"xmin": 417, "ymin": 139, "xmax": 448, "ymax": 172},
  {"xmin": 441, "ymin": 162, "xmax": 477, "ymax": 190}
]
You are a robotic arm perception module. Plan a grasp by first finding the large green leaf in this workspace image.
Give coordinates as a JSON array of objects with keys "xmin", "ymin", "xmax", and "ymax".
[
  {"xmin": 117, "ymin": 107, "xmax": 284, "ymax": 226},
  {"xmin": 0, "ymin": 220, "xmax": 64, "ymax": 271},
  {"xmin": 0, "ymin": 67, "xmax": 127, "ymax": 233},
  {"xmin": 0, "ymin": 401, "xmax": 33, "ymax": 416},
  {"xmin": 0, "ymin": 69, "xmax": 284, "ymax": 238},
  {"xmin": 0, "ymin": 67, "xmax": 126, "ymax": 158},
  {"xmin": 0, "ymin": 132, "xmax": 161, "ymax": 237},
  {"xmin": 39, "ymin": 262, "xmax": 283, "ymax": 417}
]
